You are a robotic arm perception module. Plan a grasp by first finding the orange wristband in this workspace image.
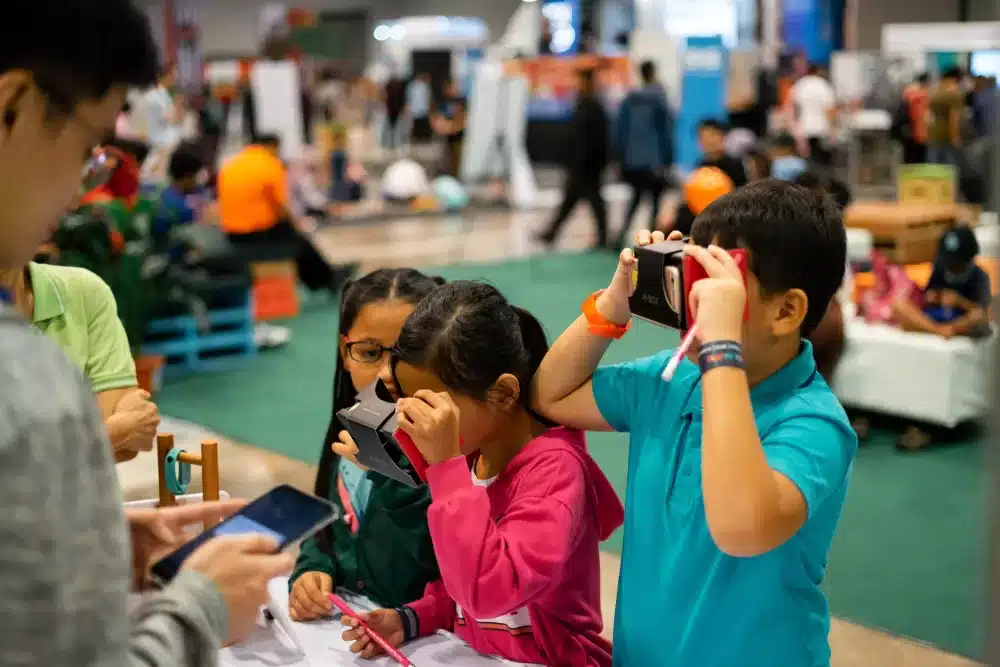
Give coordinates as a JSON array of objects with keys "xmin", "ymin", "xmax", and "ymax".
[{"xmin": 582, "ymin": 290, "xmax": 631, "ymax": 339}]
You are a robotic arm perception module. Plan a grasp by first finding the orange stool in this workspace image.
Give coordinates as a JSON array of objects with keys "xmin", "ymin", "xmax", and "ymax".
[{"xmin": 251, "ymin": 260, "xmax": 300, "ymax": 321}]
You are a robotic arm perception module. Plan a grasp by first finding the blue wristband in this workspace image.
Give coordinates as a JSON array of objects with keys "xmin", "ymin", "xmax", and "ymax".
[
  {"xmin": 396, "ymin": 606, "xmax": 419, "ymax": 642},
  {"xmin": 698, "ymin": 340, "xmax": 744, "ymax": 374}
]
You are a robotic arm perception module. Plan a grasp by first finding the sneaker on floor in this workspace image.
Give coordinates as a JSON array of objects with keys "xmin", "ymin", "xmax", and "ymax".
[{"xmin": 255, "ymin": 323, "xmax": 291, "ymax": 350}]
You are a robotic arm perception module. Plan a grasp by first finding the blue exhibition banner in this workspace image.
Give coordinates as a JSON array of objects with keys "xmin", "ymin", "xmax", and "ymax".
[
  {"xmin": 676, "ymin": 35, "xmax": 727, "ymax": 172},
  {"xmin": 782, "ymin": 0, "xmax": 836, "ymax": 64}
]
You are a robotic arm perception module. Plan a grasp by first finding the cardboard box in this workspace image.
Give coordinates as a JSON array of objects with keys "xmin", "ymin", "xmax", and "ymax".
[
  {"xmin": 897, "ymin": 164, "xmax": 957, "ymax": 205},
  {"xmin": 844, "ymin": 202, "xmax": 958, "ymax": 264}
]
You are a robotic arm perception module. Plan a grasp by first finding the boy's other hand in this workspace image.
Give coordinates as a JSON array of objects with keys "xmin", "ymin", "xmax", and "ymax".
[
  {"xmin": 599, "ymin": 229, "xmax": 668, "ymax": 324},
  {"xmin": 684, "ymin": 244, "xmax": 747, "ymax": 344},
  {"xmin": 341, "ymin": 609, "xmax": 405, "ymax": 659},
  {"xmin": 289, "ymin": 571, "xmax": 333, "ymax": 621}
]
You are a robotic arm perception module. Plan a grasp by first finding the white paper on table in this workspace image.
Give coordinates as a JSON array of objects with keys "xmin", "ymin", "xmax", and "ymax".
[{"xmin": 219, "ymin": 577, "xmax": 528, "ymax": 667}]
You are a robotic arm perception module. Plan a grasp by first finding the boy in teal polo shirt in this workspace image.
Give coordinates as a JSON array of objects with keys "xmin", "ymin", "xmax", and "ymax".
[{"xmin": 533, "ymin": 180, "xmax": 857, "ymax": 667}]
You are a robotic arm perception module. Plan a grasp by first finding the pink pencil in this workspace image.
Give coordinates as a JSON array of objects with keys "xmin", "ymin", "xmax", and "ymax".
[
  {"xmin": 329, "ymin": 594, "xmax": 416, "ymax": 667},
  {"xmin": 662, "ymin": 325, "xmax": 698, "ymax": 381}
]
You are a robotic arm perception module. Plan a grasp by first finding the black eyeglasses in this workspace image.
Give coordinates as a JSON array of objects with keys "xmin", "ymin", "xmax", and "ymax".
[
  {"xmin": 389, "ymin": 346, "xmax": 406, "ymax": 398},
  {"xmin": 344, "ymin": 340, "xmax": 391, "ymax": 364}
]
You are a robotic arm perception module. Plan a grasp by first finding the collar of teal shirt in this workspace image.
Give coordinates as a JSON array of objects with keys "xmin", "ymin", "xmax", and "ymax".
[{"xmin": 680, "ymin": 340, "xmax": 818, "ymax": 418}]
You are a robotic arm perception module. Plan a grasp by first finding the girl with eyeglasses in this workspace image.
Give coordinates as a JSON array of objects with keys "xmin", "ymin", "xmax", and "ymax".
[{"xmin": 288, "ymin": 268, "xmax": 445, "ymax": 621}]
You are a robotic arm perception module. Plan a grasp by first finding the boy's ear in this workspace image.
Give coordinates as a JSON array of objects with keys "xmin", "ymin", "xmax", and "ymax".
[
  {"xmin": 487, "ymin": 374, "xmax": 521, "ymax": 409},
  {"xmin": 771, "ymin": 288, "xmax": 808, "ymax": 336}
]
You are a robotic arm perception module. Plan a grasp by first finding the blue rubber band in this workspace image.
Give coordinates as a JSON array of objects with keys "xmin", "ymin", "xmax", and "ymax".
[{"xmin": 165, "ymin": 447, "xmax": 191, "ymax": 495}]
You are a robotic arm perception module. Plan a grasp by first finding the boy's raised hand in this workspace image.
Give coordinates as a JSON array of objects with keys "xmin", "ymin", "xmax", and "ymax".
[
  {"xmin": 341, "ymin": 609, "xmax": 406, "ymax": 659},
  {"xmin": 599, "ymin": 230, "xmax": 676, "ymax": 324},
  {"xmin": 683, "ymin": 244, "xmax": 747, "ymax": 344}
]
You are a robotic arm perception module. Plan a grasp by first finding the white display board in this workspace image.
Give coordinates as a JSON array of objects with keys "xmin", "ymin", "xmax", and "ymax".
[
  {"xmin": 882, "ymin": 22, "xmax": 1000, "ymax": 54},
  {"xmin": 460, "ymin": 62, "xmax": 537, "ymax": 210},
  {"xmin": 250, "ymin": 61, "xmax": 304, "ymax": 160}
]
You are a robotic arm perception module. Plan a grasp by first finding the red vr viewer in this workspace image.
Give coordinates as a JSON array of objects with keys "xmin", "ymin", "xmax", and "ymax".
[{"xmin": 628, "ymin": 240, "xmax": 748, "ymax": 331}]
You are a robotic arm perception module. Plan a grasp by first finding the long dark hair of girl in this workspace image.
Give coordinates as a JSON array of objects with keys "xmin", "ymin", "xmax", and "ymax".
[
  {"xmin": 314, "ymin": 269, "xmax": 444, "ymax": 528},
  {"xmin": 393, "ymin": 280, "xmax": 555, "ymax": 427}
]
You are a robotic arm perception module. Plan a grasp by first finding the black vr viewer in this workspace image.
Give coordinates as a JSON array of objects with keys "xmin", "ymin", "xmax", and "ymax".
[
  {"xmin": 628, "ymin": 240, "xmax": 691, "ymax": 330},
  {"xmin": 628, "ymin": 240, "xmax": 748, "ymax": 330},
  {"xmin": 336, "ymin": 380, "xmax": 429, "ymax": 487}
]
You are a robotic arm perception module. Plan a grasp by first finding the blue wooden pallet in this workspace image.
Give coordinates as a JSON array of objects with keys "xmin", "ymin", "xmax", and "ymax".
[{"xmin": 142, "ymin": 293, "xmax": 256, "ymax": 377}]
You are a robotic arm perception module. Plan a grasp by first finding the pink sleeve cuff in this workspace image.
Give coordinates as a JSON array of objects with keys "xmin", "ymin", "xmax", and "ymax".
[{"xmin": 425, "ymin": 456, "xmax": 472, "ymax": 501}]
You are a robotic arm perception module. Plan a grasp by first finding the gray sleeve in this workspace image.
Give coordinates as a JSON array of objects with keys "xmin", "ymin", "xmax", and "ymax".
[{"xmin": 0, "ymin": 317, "xmax": 226, "ymax": 667}]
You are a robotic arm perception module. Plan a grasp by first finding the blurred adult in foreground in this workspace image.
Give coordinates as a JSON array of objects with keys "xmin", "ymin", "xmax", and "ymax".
[{"xmin": 0, "ymin": 2, "xmax": 294, "ymax": 666}]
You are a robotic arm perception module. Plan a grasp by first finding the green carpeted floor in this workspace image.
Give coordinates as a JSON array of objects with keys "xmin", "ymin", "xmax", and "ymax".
[{"xmin": 157, "ymin": 252, "xmax": 987, "ymax": 659}]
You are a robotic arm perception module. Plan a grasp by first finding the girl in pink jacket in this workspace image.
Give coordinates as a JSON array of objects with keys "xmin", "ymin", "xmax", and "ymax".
[{"xmin": 341, "ymin": 281, "xmax": 624, "ymax": 667}]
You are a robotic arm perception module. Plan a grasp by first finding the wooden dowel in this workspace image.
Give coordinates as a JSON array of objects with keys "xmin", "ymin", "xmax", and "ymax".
[
  {"xmin": 156, "ymin": 433, "xmax": 175, "ymax": 507},
  {"xmin": 200, "ymin": 440, "xmax": 221, "ymax": 526},
  {"xmin": 177, "ymin": 452, "xmax": 202, "ymax": 465}
]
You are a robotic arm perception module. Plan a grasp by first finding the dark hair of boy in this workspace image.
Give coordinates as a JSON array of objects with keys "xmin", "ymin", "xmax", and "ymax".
[
  {"xmin": 315, "ymin": 269, "xmax": 445, "ymax": 544},
  {"xmin": 639, "ymin": 60, "xmax": 656, "ymax": 84},
  {"xmin": 394, "ymin": 281, "xmax": 556, "ymax": 426},
  {"xmin": 691, "ymin": 179, "xmax": 846, "ymax": 336},
  {"xmin": 793, "ymin": 170, "xmax": 852, "ymax": 209},
  {"xmin": 0, "ymin": 1, "xmax": 159, "ymax": 119},
  {"xmin": 167, "ymin": 143, "xmax": 205, "ymax": 183}
]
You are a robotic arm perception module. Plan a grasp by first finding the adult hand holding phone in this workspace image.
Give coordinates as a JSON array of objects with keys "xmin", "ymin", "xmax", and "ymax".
[
  {"xmin": 129, "ymin": 499, "xmax": 248, "ymax": 590},
  {"xmin": 182, "ymin": 534, "xmax": 295, "ymax": 645}
]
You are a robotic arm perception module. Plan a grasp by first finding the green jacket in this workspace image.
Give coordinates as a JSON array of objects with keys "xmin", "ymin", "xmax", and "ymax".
[{"xmin": 291, "ymin": 461, "xmax": 439, "ymax": 608}]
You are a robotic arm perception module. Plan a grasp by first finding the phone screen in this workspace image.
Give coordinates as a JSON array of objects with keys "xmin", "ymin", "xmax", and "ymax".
[{"xmin": 150, "ymin": 485, "xmax": 338, "ymax": 585}]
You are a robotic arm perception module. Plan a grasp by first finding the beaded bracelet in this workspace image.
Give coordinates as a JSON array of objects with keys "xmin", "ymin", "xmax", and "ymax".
[{"xmin": 698, "ymin": 340, "xmax": 744, "ymax": 374}]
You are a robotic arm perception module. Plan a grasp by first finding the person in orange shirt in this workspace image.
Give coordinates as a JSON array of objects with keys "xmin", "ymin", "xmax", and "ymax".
[{"xmin": 218, "ymin": 134, "xmax": 354, "ymax": 295}]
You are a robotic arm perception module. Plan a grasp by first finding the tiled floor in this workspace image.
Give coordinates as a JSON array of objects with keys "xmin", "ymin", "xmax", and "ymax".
[{"xmin": 121, "ymin": 205, "xmax": 984, "ymax": 666}]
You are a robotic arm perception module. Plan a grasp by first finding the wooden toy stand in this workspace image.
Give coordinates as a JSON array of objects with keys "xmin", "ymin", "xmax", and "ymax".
[{"xmin": 156, "ymin": 433, "xmax": 221, "ymax": 526}]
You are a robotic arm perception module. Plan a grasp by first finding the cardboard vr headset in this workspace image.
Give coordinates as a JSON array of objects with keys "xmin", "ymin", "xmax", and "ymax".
[
  {"xmin": 336, "ymin": 380, "xmax": 430, "ymax": 487},
  {"xmin": 628, "ymin": 240, "xmax": 748, "ymax": 330}
]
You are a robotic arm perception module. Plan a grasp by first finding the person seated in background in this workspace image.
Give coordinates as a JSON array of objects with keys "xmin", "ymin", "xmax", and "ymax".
[
  {"xmin": 0, "ymin": 261, "xmax": 159, "ymax": 462},
  {"xmin": 156, "ymin": 142, "xmax": 207, "ymax": 236},
  {"xmin": 664, "ymin": 119, "xmax": 747, "ymax": 235},
  {"xmin": 892, "ymin": 226, "xmax": 991, "ymax": 341},
  {"xmin": 768, "ymin": 133, "xmax": 808, "ymax": 182},
  {"xmin": 217, "ymin": 133, "xmax": 355, "ymax": 295}
]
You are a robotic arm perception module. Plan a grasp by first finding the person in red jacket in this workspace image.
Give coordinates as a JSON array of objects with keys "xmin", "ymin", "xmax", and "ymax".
[{"xmin": 339, "ymin": 281, "xmax": 623, "ymax": 667}]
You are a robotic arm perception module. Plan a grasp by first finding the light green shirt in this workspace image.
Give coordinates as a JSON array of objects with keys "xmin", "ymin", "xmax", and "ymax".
[{"xmin": 29, "ymin": 263, "xmax": 137, "ymax": 393}]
